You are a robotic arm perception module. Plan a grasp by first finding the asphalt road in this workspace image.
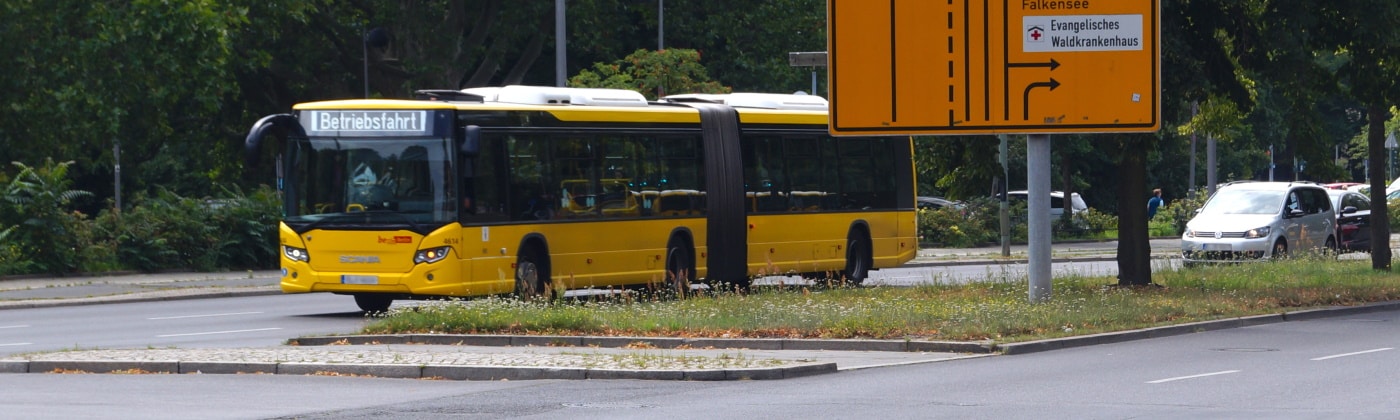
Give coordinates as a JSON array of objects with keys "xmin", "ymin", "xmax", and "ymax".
[
  {"xmin": 0, "ymin": 293, "xmax": 364, "ymax": 357},
  {"xmin": 2, "ymin": 309, "xmax": 1396, "ymax": 419}
]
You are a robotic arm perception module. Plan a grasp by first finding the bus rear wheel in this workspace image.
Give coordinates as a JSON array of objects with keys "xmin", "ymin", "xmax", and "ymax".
[
  {"xmin": 515, "ymin": 246, "xmax": 551, "ymax": 300},
  {"xmin": 843, "ymin": 231, "xmax": 872, "ymax": 285},
  {"xmin": 664, "ymin": 240, "xmax": 695, "ymax": 298},
  {"xmin": 353, "ymin": 294, "xmax": 393, "ymax": 313}
]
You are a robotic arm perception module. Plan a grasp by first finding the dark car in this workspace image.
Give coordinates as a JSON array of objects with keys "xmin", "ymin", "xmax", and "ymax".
[
  {"xmin": 1327, "ymin": 189, "xmax": 1374, "ymax": 253},
  {"xmin": 917, "ymin": 196, "xmax": 963, "ymax": 210}
]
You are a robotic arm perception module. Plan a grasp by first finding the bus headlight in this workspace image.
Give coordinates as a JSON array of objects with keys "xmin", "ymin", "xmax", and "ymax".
[
  {"xmin": 283, "ymin": 245, "xmax": 310, "ymax": 262},
  {"xmin": 414, "ymin": 246, "xmax": 452, "ymax": 264}
]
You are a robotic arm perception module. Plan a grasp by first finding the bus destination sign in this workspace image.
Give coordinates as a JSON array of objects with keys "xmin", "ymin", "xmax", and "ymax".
[{"xmin": 303, "ymin": 110, "xmax": 433, "ymax": 137}]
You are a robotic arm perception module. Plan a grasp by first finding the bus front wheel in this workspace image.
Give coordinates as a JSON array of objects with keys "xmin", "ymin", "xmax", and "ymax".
[{"xmin": 354, "ymin": 294, "xmax": 393, "ymax": 313}]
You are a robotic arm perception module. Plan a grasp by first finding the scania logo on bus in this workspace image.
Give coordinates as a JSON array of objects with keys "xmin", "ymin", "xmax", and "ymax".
[{"xmin": 340, "ymin": 255, "xmax": 381, "ymax": 264}]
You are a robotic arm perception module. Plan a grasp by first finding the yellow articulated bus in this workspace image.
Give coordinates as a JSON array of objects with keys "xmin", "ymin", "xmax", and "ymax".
[{"xmin": 245, "ymin": 85, "xmax": 917, "ymax": 312}]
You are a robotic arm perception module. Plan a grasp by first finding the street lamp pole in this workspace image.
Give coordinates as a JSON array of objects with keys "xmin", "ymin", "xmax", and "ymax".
[{"xmin": 556, "ymin": 0, "xmax": 566, "ymax": 87}]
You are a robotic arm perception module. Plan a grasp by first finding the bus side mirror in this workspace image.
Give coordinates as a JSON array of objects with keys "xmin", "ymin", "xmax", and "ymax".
[
  {"xmin": 460, "ymin": 125, "xmax": 481, "ymax": 157},
  {"xmin": 244, "ymin": 114, "xmax": 302, "ymax": 167}
]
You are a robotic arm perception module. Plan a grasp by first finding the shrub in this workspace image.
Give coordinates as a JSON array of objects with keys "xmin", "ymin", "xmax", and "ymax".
[
  {"xmin": 1074, "ymin": 208, "xmax": 1117, "ymax": 232},
  {"xmin": 0, "ymin": 159, "xmax": 93, "ymax": 274},
  {"xmin": 918, "ymin": 197, "xmax": 1016, "ymax": 247},
  {"xmin": 1390, "ymin": 198, "xmax": 1400, "ymax": 231},
  {"xmin": 1153, "ymin": 189, "xmax": 1209, "ymax": 236},
  {"xmin": 92, "ymin": 185, "xmax": 281, "ymax": 272}
]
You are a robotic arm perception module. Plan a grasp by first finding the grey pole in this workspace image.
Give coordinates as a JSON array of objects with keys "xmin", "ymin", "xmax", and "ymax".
[
  {"xmin": 362, "ymin": 27, "xmax": 369, "ymax": 98},
  {"xmin": 1189, "ymin": 101, "xmax": 1197, "ymax": 197},
  {"xmin": 999, "ymin": 134, "xmax": 1010, "ymax": 257},
  {"xmin": 1207, "ymin": 134, "xmax": 1217, "ymax": 195},
  {"xmin": 555, "ymin": 0, "xmax": 566, "ymax": 87},
  {"xmin": 658, "ymin": 0, "xmax": 664, "ymax": 50},
  {"xmin": 1027, "ymin": 134, "xmax": 1052, "ymax": 303},
  {"xmin": 114, "ymin": 139, "xmax": 121, "ymax": 211}
]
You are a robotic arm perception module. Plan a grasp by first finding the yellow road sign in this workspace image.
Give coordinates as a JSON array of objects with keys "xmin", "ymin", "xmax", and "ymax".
[{"xmin": 827, "ymin": 0, "xmax": 1160, "ymax": 135}]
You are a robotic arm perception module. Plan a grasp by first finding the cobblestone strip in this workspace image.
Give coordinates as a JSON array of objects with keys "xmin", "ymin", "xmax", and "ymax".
[{"xmin": 4, "ymin": 345, "xmax": 834, "ymax": 381}]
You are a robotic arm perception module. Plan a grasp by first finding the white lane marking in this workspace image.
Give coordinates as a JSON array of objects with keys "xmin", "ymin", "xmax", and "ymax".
[
  {"xmin": 0, "ymin": 342, "xmax": 33, "ymax": 347},
  {"xmin": 156, "ymin": 328, "xmax": 282, "ymax": 338},
  {"xmin": 1146, "ymin": 370, "xmax": 1241, "ymax": 384},
  {"xmin": 1311, "ymin": 348, "xmax": 1393, "ymax": 361},
  {"xmin": 0, "ymin": 325, "xmax": 30, "ymax": 329},
  {"xmin": 147, "ymin": 311, "xmax": 263, "ymax": 320}
]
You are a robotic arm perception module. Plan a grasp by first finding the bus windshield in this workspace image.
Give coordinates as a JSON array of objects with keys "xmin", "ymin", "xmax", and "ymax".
[{"xmin": 286, "ymin": 137, "xmax": 457, "ymax": 231}]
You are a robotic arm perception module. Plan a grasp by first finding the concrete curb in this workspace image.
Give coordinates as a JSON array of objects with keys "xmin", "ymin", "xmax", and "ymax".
[
  {"xmin": 903, "ymin": 253, "xmax": 1177, "ymax": 268},
  {"xmin": 2, "ymin": 358, "xmax": 837, "ymax": 381},
  {"xmin": 994, "ymin": 300, "xmax": 1400, "ymax": 355},
  {"xmin": 289, "ymin": 334, "xmax": 997, "ymax": 354},
  {"xmin": 0, "ymin": 287, "xmax": 282, "ymax": 311}
]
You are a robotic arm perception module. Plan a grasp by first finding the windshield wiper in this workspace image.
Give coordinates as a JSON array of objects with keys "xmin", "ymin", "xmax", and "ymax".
[
  {"xmin": 291, "ymin": 210, "xmax": 427, "ymax": 234},
  {"xmin": 363, "ymin": 209, "xmax": 425, "ymax": 233},
  {"xmin": 292, "ymin": 212, "xmax": 346, "ymax": 232}
]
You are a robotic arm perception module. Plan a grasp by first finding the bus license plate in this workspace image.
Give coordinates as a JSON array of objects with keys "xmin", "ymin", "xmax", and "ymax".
[{"xmin": 341, "ymin": 275, "xmax": 379, "ymax": 285}]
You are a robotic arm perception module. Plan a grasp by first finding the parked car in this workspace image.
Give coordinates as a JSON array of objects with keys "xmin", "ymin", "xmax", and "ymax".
[
  {"xmin": 1327, "ymin": 189, "xmax": 1374, "ymax": 253},
  {"xmin": 1181, "ymin": 181, "xmax": 1336, "ymax": 263},
  {"xmin": 1002, "ymin": 190, "xmax": 1087, "ymax": 218},
  {"xmin": 917, "ymin": 196, "xmax": 963, "ymax": 210}
]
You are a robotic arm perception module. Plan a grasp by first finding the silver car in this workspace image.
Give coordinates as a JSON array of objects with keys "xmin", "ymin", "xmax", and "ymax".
[{"xmin": 1181, "ymin": 182, "xmax": 1336, "ymax": 263}]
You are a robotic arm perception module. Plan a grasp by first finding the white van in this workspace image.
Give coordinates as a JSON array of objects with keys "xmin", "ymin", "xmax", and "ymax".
[{"xmin": 1181, "ymin": 181, "xmax": 1336, "ymax": 263}]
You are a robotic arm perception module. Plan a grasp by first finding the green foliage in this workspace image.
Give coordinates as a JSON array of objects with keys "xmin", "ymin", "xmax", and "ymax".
[
  {"xmin": 0, "ymin": 159, "xmax": 279, "ymax": 275},
  {"xmin": 1, "ymin": 159, "xmax": 94, "ymax": 274},
  {"xmin": 1074, "ymin": 208, "xmax": 1119, "ymax": 234},
  {"xmin": 569, "ymin": 49, "xmax": 730, "ymax": 99},
  {"xmin": 1388, "ymin": 198, "xmax": 1400, "ymax": 231},
  {"xmin": 0, "ymin": 0, "xmax": 247, "ymax": 205},
  {"xmin": 91, "ymin": 186, "xmax": 281, "ymax": 272},
  {"xmin": 917, "ymin": 198, "xmax": 1008, "ymax": 247},
  {"xmin": 1152, "ymin": 189, "xmax": 1210, "ymax": 236},
  {"xmin": 918, "ymin": 197, "xmax": 1122, "ymax": 247}
]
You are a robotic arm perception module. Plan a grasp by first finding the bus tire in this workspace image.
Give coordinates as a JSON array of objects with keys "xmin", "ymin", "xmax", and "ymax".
[
  {"xmin": 353, "ymin": 294, "xmax": 393, "ymax": 313},
  {"xmin": 664, "ymin": 238, "xmax": 695, "ymax": 298},
  {"xmin": 843, "ymin": 229, "xmax": 872, "ymax": 285},
  {"xmin": 515, "ymin": 245, "xmax": 551, "ymax": 300}
]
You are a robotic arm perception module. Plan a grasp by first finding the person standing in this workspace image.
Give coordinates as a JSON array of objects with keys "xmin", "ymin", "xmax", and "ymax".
[{"xmin": 1147, "ymin": 188, "xmax": 1164, "ymax": 219}]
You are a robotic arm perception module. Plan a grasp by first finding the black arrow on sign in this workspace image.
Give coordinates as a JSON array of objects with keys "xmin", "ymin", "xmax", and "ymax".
[
  {"xmin": 1007, "ymin": 58, "xmax": 1061, "ymax": 70},
  {"xmin": 1003, "ymin": 59, "xmax": 1061, "ymax": 120},
  {"xmin": 1023, "ymin": 78, "xmax": 1061, "ymax": 121}
]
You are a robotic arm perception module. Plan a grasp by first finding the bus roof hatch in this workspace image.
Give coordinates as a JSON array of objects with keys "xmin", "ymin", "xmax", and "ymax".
[{"xmin": 664, "ymin": 92, "xmax": 828, "ymax": 111}]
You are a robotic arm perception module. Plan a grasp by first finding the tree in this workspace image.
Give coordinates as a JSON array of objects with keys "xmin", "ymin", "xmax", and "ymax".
[
  {"xmin": 569, "ymin": 49, "xmax": 730, "ymax": 99},
  {"xmin": 0, "ymin": 0, "xmax": 247, "ymax": 211},
  {"xmin": 1311, "ymin": 1, "xmax": 1400, "ymax": 270}
]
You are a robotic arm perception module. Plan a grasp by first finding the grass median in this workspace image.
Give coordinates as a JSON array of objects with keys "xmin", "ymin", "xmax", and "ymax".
[{"xmin": 363, "ymin": 256, "xmax": 1400, "ymax": 343}]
